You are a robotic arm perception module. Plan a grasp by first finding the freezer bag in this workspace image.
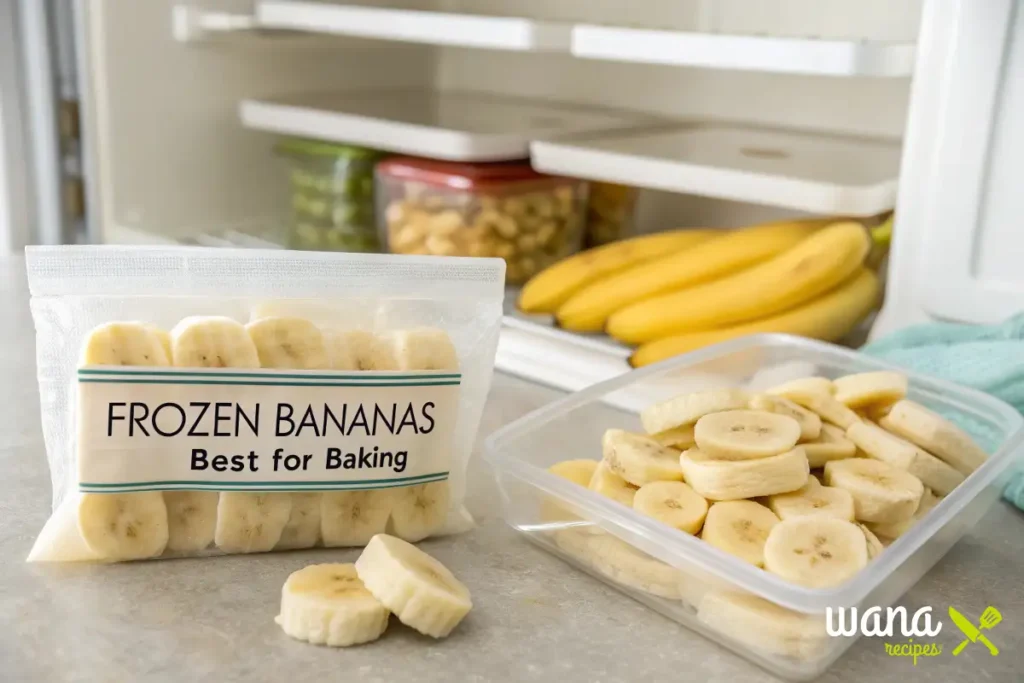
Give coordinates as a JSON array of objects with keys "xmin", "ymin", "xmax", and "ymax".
[{"xmin": 25, "ymin": 246, "xmax": 504, "ymax": 562}]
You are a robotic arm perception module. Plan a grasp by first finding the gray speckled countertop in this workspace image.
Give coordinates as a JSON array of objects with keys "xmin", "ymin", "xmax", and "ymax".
[{"xmin": 2, "ymin": 258, "xmax": 1022, "ymax": 683}]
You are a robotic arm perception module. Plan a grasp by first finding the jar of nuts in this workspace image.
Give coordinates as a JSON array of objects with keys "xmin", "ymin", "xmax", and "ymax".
[
  {"xmin": 585, "ymin": 182, "xmax": 640, "ymax": 247},
  {"xmin": 376, "ymin": 157, "xmax": 587, "ymax": 284}
]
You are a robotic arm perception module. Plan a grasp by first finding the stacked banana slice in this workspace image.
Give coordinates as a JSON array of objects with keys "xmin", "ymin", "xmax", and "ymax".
[
  {"xmin": 73, "ymin": 316, "xmax": 459, "ymax": 562},
  {"xmin": 277, "ymin": 533, "xmax": 471, "ymax": 646},
  {"xmin": 541, "ymin": 370, "xmax": 988, "ymax": 661}
]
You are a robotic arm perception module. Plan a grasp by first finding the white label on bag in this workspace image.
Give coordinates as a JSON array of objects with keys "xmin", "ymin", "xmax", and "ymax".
[{"xmin": 76, "ymin": 367, "xmax": 460, "ymax": 493}]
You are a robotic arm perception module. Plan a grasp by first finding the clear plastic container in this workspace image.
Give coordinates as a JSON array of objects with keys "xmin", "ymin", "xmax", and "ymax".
[
  {"xmin": 585, "ymin": 182, "xmax": 639, "ymax": 247},
  {"xmin": 376, "ymin": 157, "xmax": 587, "ymax": 284},
  {"xmin": 484, "ymin": 335, "xmax": 1024, "ymax": 681},
  {"xmin": 277, "ymin": 138, "xmax": 382, "ymax": 252}
]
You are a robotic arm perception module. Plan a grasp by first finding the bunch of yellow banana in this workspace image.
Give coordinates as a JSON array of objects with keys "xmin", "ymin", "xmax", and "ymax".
[{"xmin": 518, "ymin": 218, "xmax": 882, "ymax": 367}]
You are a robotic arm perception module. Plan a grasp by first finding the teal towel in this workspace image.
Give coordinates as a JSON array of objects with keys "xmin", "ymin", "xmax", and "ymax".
[{"xmin": 861, "ymin": 313, "xmax": 1024, "ymax": 510}]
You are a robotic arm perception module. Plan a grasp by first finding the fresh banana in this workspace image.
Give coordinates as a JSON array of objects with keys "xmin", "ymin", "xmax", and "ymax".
[
  {"xmin": 867, "ymin": 487, "xmax": 939, "ymax": 541},
  {"xmin": 846, "ymin": 421, "xmax": 964, "ymax": 496},
  {"xmin": 78, "ymin": 492, "xmax": 169, "ymax": 561},
  {"xmin": 276, "ymin": 492, "xmax": 323, "ymax": 550},
  {"xmin": 587, "ymin": 533, "xmax": 682, "ymax": 600},
  {"xmin": 518, "ymin": 229, "xmax": 715, "ymax": 314},
  {"xmin": 860, "ymin": 523, "xmax": 885, "ymax": 559},
  {"xmin": 387, "ymin": 481, "xmax": 449, "ymax": 543},
  {"xmin": 633, "ymin": 481, "xmax": 708, "ymax": 534},
  {"xmin": 693, "ymin": 410, "xmax": 801, "ymax": 460},
  {"xmin": 762, "ymin": 517, "xmax": 869, "ymax": 588},
  {"xmin": 641, "ymin": 388, "xmax": 750, "ymax": 435},
  {"xmin": 697, "ymin": 591, "xmax": 826, "ymax": 661},
  {"xmin": 170, "ymin": 316, "xmax": 261, "ymax": 368},
  {"xmin": 679, "ymin": 447, "xmax": 809, "ymax": 501},
  {"xmin": 650, "ymin": 425, "xmax": 696, "ymax": 449},
  {"xmin": 879, "ymin": 400, "xmax": 988, "ymax": 475},
  {"xmin": 163, "ymin": 491, "xmax": 218, "ymax": 553},
  {"xmin": 749, "ymin": 394, "xmax": 822, "ymax": 442},
  {"xmin": 588, "ymin": 461, "xmax": 639, "ymax": 507},
  {"xmin": 802, "ymin": 423, "xmax": 858, "ymax": 468},
  {"xmin": 557, "ymin": 219, "xmax": 824, "ymax": 332},
  {"xmin": 782, "ymin": 387, "xmax": 862, "ymax": 430},
  {"xmin": 321, "ymin": 490, "xmax": 394, "ymax": 547},
  {"xmin": 275, "ymin": 563, "xmax": 390, "ymax": 647},
  {"xmin": 382, "ymin": 327, "xmax": 459, "ymax": 370},
  {"xmin": 602, "ymin": 429, "xmax": 683, "ymax": 486},
  {"xmin": 767, "ymin": 480, "xmax": 855, "ymax": 521},
  {"xmin": 768, "ymin": 376, "xmax": 835, "ymax": 397},
  {"xmin": 700, "ymin": 499, "xmax": 779, "ymax": 567},
  {"xmin": 823, "ymin": 458, "xmax": 923, "ymax": 524},
  {"xmin": 832, "ymin": 371, "xmax": 907, "ymax": 409},
  {"xmin": 631, "ymin": 269, "xmax": 879, "ymax": 367},
  {"xmin": 355, "ymin": 533, "xmax": 472, "ymax": 638},
  {"xmin": 215, "ymin": 492, "xmax": 293, "ymax": 553},
  {"xmin": 607, "ymin": 221, "xmax": 871, "ymax": 343},
  {"xmin": 80, "ymin": 321, "xmax": 171, "ymax": 366}
]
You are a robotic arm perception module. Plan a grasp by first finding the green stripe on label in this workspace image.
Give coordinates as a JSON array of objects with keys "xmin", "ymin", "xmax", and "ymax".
[
  {"xmin": 77, "ymin": 369, "xmax": 461, "ymax": 380},
  {"xmin": 79, "ymin": 472, "xmax": 449, "ymax": 493},
  {"xmin": 78, "ymin": 379, "xmax": 460, "ymax": 387}
]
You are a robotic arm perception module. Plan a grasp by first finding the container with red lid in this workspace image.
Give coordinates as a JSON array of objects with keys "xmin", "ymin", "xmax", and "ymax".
[{"xmin": 376, "ymin": 157, "xmax": 587, "ymax": 284}]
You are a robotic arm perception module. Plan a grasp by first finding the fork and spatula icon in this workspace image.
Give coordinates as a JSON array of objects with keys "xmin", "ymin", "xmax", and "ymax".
[{"xmin": 948, "ymin": 606, "xmax": 1001, "ymax": 656}]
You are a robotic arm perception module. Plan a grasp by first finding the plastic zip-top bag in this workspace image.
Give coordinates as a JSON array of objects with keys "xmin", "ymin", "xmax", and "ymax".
[{"xmin": 24, "ymin": 246, "xmax": 504, "ymax": 562}]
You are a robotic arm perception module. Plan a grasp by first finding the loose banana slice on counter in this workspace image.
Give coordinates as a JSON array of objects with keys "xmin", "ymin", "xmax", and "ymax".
[
  {"xmin": 802, "ymin": 423, "xmax": 858, "ymax": 468},
  {"xmin": 767, "ymin": 376, "xmax": 835, "ymax": 399},
  {"xmin": 832, "ymin": 371, "xmax": 907, "ymax": 409},
  {"xmin": 588, "ymin": 461, "xmax": 639, "ymax": 507},
  {"xmin": 386, "ymin": 327, "xmax": 459, "ymax": 371},
  {"xmin": 170, "ymin": 316, "xmax": 261, "ymax": 368},
  {"xmin": 388, "ymin": 481, "xmax": 449, "ymax": 543},
  {"xmin": 641, "ymin": 388, "xmax": 750, "ymax": 435},
  {"xmin": 763, "ymin": 517, "xmax": 869, "ymax": 588},
  {"xmin": 215, "ymin": 493, "xmax": 293, "ymax": 553},
  {"xmin": 867, "ymin": 487, "xmax": 939, "ymax": 541},
  {"xmin": 602, "ymin": 429, "xmax": 683, "ymax": 486},
  {"xmin": 767, "ymin": 480, "xmax": 855, "ymax": 522},
  {"xmin": 782, "ymin": 389, "xmax": 861, "ymax": 430},
  {"xmin": 650, "ymin": 425, "xmax": 696, "ymax": 449},
  {"xmin": 322, "ymin": 490, "xmax": 395, "ymax": 547},
  {"xmin": 859, "ymin": 523, "xmax": 885, "ymax": 559},
  {"xmin": 693, "ymin": 410, "xmax": 801, "ymax": 460},
  {"xmin": 78, "ymin": 492, "xmax": 169, "ymax": 561},
  {"xmin": 633, "ymin": 481, "xmax": 708, "ymax": 534},
  {"xmin": 679, "ymin": 447, "xmax": 809, "ymax": 501},
  {"xmin": 276, "ymin": 492, "xmax": 323, "ymax": 550},
  {"xmin": 748, "ymin": 394, "xmax": 822, "ymax": 442},
  {"xmin": 163, "ymin": 491, "xmax": 218, "ymax": 553},
  {"xmin": 245, "ymin": 317, "xmax": 330, "ymax": 370},
  {"xmin": 700, "ymin": 500, "xmax": 779, "ymax": 567},
  {"xmin": 542, "ymin": 459, "xmax": 601, "ymax": 528},
  {"xmin": 823, "ymin": 458, "xmax": 923, "ymax": 524},
  {"xmin": 80, "ymin": 321, "xmax": 171, "ymax": 366},
  {"xmin": 698, "ymin": 592, "xmax": 827, "ymax": 661},
  {"xmin": 879, "ymin": 400, "xmax": 988, "ymax": 475},
  {"xmin": 355, "ymin": 534, "xmax": 472, "ymax": 638},
  {"xmin": 846, "ymin": 421, "xmax": 964, "ymax": 496},
  {"xmin": 276, "ymin": 563, "xmax": 390, "ymax": 647},
  {"xmin": 587, "ymin": 533, "xmax": 682, "ymax": 600}
]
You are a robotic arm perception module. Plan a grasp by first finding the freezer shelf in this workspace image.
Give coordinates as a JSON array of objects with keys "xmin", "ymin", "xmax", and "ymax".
[
  {"xmin": 239, "ymin": 90, "xmax": 646, "ymax": 162},
  {"xmin": 531, "ymin": 124, "xmax": 900, "ymax": 216},
  {"xmin": 572, "ymin": 25, "xmax": 915, "ymax": 78},
  {"xmin": 256, "ymin": 1, "xmax": 571, "ymax": 52}
]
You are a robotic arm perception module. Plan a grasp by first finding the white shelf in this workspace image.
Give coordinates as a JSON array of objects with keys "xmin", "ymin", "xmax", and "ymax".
[
  {"xmin": 240, "ymin": 90, "xmax": 646, "ymax": 162},
  {"xmin": 256, "ymin": 1, "xmax": 571, "ymax": 52},
  {"xmin": 531, "ymin": 124, "xmax": 900, "ymax": 217},
  {"xmin": 572, "ymin": 25, "xmax": 915, "ymax": 78}
]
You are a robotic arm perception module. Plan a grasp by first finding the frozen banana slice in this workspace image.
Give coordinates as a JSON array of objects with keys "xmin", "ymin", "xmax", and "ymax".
[
  {"xmin": 694, "ymin": 410, "xmax": 801, "ymax": 460},
  {"xmin": 679, "ymin": 447, "xmax": 809, "ymax": 501},
  {"xmin": 80, "ymin": 321, "xmax": 170, "ymax": 366},
  {"xmin": 215, "ymin": 492, "xmax": 292, "ymax": 553},
  {"xmin": 276, "ymin": 563, "xmax": 390, "ymax": 647},
  {"xmin": 588, "ymin": 460, "xmax": 639, "ymax": 507},
  {"xmin": 802, "ymin": 423, "xmax": 858, "ymax": 468},
  {"xmin": 386, "ymin": 327, "xmax": 459, "ymax": 370},
  {"xmin": 587, "ymin": 533, "xmax": 682, "ymax": 600},
  {"xmin": 602, "ymin": 429, "xmax": 683, "ymax": 486},
  {"xmin": 846, "ymin": 421, "xmax": 964, "ymax": 496},
  {"xmin": 170, "ymin": 316, "xmax": 260, "ymax": 368},
  {"xmin": 767, "ymin": 376, "xmax": 835, "ymax": 398},
  {"xmin": 749, "ymin": 394, "xmax": 822, "ymax": 442},
  {"xmin": 650, "ymin": 425, "xmax": 696, "ymax": 449},
  {"xmin": 879, "ymin": 400, "xmax": 988, "ymax": 475},
  {"xmin": 633, "ymin": 481, "xmax": 708, "ymax": 534},
  {"xmin": 700, "ymin": 500, "xmax": 779, "ymax": 567},
  {"xmin": 641, "ymin": 388, "xmax": 749, "ymax": 435},
  {"xmin": 859, "ymin": 523, "xmax": 885, "ymax": 560},
  {"xmin": 698, "ymin": 592, "xmax": 827, "ymax": 661},
  {"xmin": 355, "ymin": 534, "xmax": 472, "ymax": 638},
  {"xmin": 767, "ymin": 481, "xmax": 855, "ymax": 522},
  {"xmin": 276, "ymin": 492, "xmax": 323, "ymax": 550},
  {"xmin": 143, "ymin": 324, "xmax": 173, "ymax": 363},
  {"xmin": 763, "ymin": 517, "xmax": 868, "ymax": 588},
  {"xmin": 163, "ymin": 491, "xmax": 218, "ymax": 553},
  {"xmin": 542, "ymin": 459, "xmax": 601, "ymax": 528},
  {"xmin": 388, "ymin": 481, "xmax": 449, "ymax": 543},
  {"xmin": 245, "ymin": 317, "xmax": 330, "ymax": 369},
  {"xmin": 867, "ymin": 487, "xmax": 939, "ymax": 541},
  {"xmin": 832, "ymin": 371, "xmax": 907, "ymax": 409},
  {"xmin": 78, "ymin": 492, "xmax": 169, "ymax": 561},
  {"xmin": 824, "ymin": 458, "xmax": 923, "ymax": 524},
  {"xmin": 783, "ymin": 389, "xmax": 861, "ymax": 430},
  {"xmin": 322, "ymin": 490, "xmax": 394, "ymax": 547},
  {"xmin": 27, "ymin": 493, "xmax": 105, "ymax": 563}
]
